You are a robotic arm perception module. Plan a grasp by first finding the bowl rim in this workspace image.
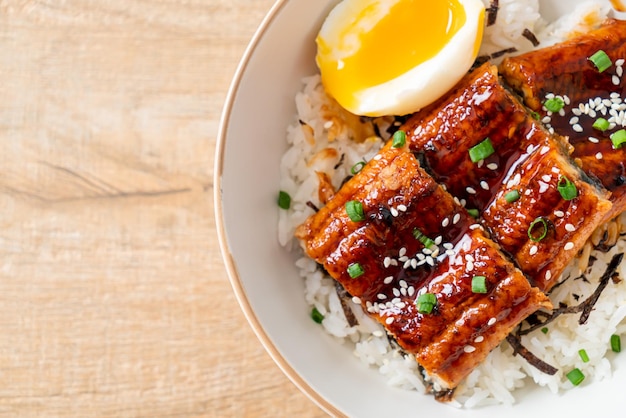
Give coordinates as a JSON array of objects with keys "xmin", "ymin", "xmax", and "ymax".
[{"xmin": 213, "ymin": 0, "xmax": 342, "ymax": 415}]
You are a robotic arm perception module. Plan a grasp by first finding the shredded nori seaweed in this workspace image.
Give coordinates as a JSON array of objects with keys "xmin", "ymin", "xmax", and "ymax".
[
  {"xmin": 522, "ymin": 28, "xmax": 541, "ymax": 47},
  {"xmin": 306, "ymin": 201, "xmax": 320, "ymax": 212},
  {"xmin": 334, "ymin": 282, "xmax": 359, "ymax": 327},
  {"xmin": 486, "ymin": 0, "xmax": 499, "ymax": 26},
  {"xmin": 506, "ymin": 253, "xmax": 624, "ymax": 375}
]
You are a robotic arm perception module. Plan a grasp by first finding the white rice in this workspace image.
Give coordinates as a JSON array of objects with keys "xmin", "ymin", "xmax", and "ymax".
[{"xmin": 279, "ymin": 0, "xmax": 625, "ymax": 408}]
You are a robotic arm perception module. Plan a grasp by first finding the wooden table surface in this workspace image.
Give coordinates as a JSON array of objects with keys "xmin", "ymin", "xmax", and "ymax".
[{"xmin": 0, "ymin": 1, "xmax": 326, "ymax": 416}]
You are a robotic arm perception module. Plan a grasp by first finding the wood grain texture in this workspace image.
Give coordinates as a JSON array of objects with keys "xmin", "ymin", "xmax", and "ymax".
[{"xmin": 0, "ymin": 1, "xmax": 326, "ymax": 416}]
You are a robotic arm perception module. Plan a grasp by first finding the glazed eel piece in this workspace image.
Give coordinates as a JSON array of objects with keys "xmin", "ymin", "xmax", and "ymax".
[
  {"xmin": 296, "ymin": 143, "xmax": 551, "ymax": 390},
  {"xmin": 500, "ymin": 19, "xmax": 626, "ymax": 221},
  {"xmin": 402, "ymin": 63, "xmax": 612, "ymax": 292}
]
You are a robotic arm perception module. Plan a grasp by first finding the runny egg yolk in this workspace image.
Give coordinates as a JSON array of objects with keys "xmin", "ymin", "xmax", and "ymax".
[{"xmin": 316, "ymin": 0, "xmax": 485, "ymax": 116}]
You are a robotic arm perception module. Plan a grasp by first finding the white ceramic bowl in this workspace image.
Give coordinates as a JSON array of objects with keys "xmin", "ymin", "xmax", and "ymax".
[{"xmin": 215, "ymin": 1, "xmax": 626, "ymax": 416}]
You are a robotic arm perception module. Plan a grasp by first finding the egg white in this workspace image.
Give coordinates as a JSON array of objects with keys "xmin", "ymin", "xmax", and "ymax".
[{"xmin": 317, "ymin": 0, "xmax": 486, "ymax": 117}]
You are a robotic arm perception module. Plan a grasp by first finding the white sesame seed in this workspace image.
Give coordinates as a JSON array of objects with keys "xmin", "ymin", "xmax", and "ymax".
[
  {"xmin": 411, "ymin": 259, "xmax": 418, "ymax": 269},
  {"xmin": 487, "ymin": 163, "xmax": 498, "ymax": 171},
  {"xmin": 397, "ymin": 204, "xmax": 407, "ymax": 212},
  {"xmin": 378, "ymin": 293, "xmax": 387, "ymax": 300},
  {"xmin": 454, "ymin": 197, "xmax": 461, "ymax": 206},
  {"xmin": 408, "ymin": 286, "xmax": 415, "ymax": 297},
  {"xmin": 352, "ymin": 296, "xmax": 362, "ymax": 304},
  {"xmin": 596, "ymin": 152, "xmax": 604, "ymax": 160},
  {"xmin": 466, "ymin": 261, "xmax": 474, "ymax": 271},
  {"xmin": 613, "ymin": 75, "xmax": 621, "ymax": 86},
  {"xmin": 564, "ymin": 95, "xmax": 571, "ymax": 105},
  {"xmin": 595, "ymin": 97, "xmax": 602, "ymax": 106},
  {"xmin": 443, "ymin": 243, "xmax": 454, "ymax": 250},
  {"xmin": 460, "ymin": 199, "xmax": 467, "ymax": 207},
  {"xmin": 551, "ymin": 167, "xmax": 560, "ymax": 174},
  {"xmin": 434, "ymin": 236, "xmax": 443, "ymax": 245},
  {"xmin": 422, "ymin": 248, "xmax": 433, "ymax": 255},
  {"xmin": 403, "ymin": 260, "xmax": 412, "ymax": 269},
  {"xmin": 573, "ymin": 124, "xmax": 584, "ymax": 133},
  {"xmin": 565, "ymin": 223, "xmax": 576, "ymax": 232},
  {"xmin": 589, "ymin": 109, "xmax": 597, "ymax": 118},
  {"xmin": 589, "ymin": 137, "xmax": 600, "ymax": 144},
  {"xmin": 390, "ymin": 259, "xmax": 398, "ymax": 267},
  {"xmin": 572, "ymin": 108, "xmax": 582, "ymax": 116},
  {"xmin": 396, "ymin": 302, "xmax": 406, "ymax": 309},
  {"xmin": 619, "ymin": 67, "xmax": 624, "ymax": 78},
  {"xmin": 542, "ymin": 174, "xmax": 552, "ymax": 182},
  {"xmin": 559, "ymin": 108, "xmax": 566, "ymax": 116},
  {"xmin": 569, "ymin": 116, "xmax": 579, "ymax": 125},
  {"xmin": 384, "ymin": 257, "xmax": 392, "ymax": 268},
  {"xmin": 481, "ymin": 181, "xmax": 489, "ymax": 190},
  {"xmin": 384, "ymin": 276, "xmax": 394, "ymax": 284},
  {"xmin": 386, "ymin": 317, "xmax": 394, "ymax": 325},
  {"xmin": 465, "ymin": 254, "xmax": 474, "ymax": 262},
  {"xmin": 564, "ymin": 242, "xmax": 575, "ymax": 251},
  {"xmin": 546, "ymin": 93, "xmax": 555, "ymax": 99},
  {"xmin": 373, "ymin": 154, "xmax": 382, "ymax": 161},
  {"xmin": 617, "ymin": 59, "xmax": 625, "ymax": 67},
  {"xmin": 442, "ymin": 217, "xmax": 450, "ymax": 228},
  {"xmin": 554, "ymin": 210, "xmax": 565, "ymax": 218},
  {"xmin": 474, "ymin": 336, "xmax": 485, "ymax": 343},
  {"xmin": 477, "ymin": 159, "xmax": 484, "ymax": 168},
  {"xmin": 529, "ymin": 245, "xmax": 538, "ymax": 256},
  {"xmin": 546, "ymin": 270, "xmax": 552, "ymax": 281},
  {"xmin": 466, "ymin": 187, "xmax": 477, "ymax": 195},
  {"xmin": 400, "ymin": 287, "xmax": 407, "ymax": 296},
  {"xmin": 399, "ymin": 256, "xmax": 409, "ymax": 263},
  {"xmin": 549, "ymin": 127, "xmax": 555, "ymax": 134},
  {"xmin": 446, "ymin": 249, "xmax": 455, "ymax": 256},
  {"xmin": 538, "ymin": 181, "xmax": 549, "ymax": 193},
  {"xmin": 464, "ymin": 345, "xmax": 476, "ymax": 353},
  {"xmin": 391, "ymin": 207, "xmax": 399, "ymax": 217},
  {"xmin": 393, "ymin": 288, "xmax": 401, "ymax": 297},
  {"xmin": 540, "ymin": 146, "xmax": 550, "ymax": 155},
  {"xmin": 453, "ymin": 213, "xmax": 461, "ymax": 225},
  {"xmin": 542, "ymin": 116, "xmax": 552, "ymax": 124},
  {"xmin": 372, "ymin": 330, "xmax": 384, "ymax": 337},
  {"xmin": 488, "ymin": 317, "xmax": 497, "ymax": 326},
  {"xmin": 416, "ymin": 253, "xmax": 426, "ymax": 261},
  {"xmin": 426, "ymin": 257, "xmax": 435, "ymax": 267},
  {"xmin": 399, "ymin": 247, "xmax": 407, "ymax": 257},
  {"xmin": 579, "ymin": 103, "xmax": 586, "ymax": 113},
  {"xmin": 527, "ymin": 144, "xmax": 534, "ymax": 154}
]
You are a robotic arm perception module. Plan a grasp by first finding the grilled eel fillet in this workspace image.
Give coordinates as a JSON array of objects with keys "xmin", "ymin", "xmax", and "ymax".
[
  {"xmin": 296, "ymin": 143, "xmax": 551, "ymax": 390},
  {"xmin": 402, "ymin": 63, "xmax": 611, "ymax": 291},
  {"xmin": 500, "ymin": 19, "xmax": 626, "ymax": 220}
]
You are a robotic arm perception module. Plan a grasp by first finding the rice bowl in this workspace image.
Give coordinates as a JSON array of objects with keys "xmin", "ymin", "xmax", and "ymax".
[{"xmin": 215, "ymin": 0, "xmax": 626, "ymax": 415}]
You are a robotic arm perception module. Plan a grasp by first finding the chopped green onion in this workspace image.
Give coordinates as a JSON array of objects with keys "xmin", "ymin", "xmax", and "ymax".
[
  {"xmin": 611, "ymin": 129, "xmax": 626, "ymax": 149},
  {"xmin": 588, "ymin": 49, "xmax": 612, "ymax": 73},
  {"xmin": 541, "ymin": 327, "xmax": 549, "ymax": 334},
  {"xmin": 543, "ymin": 97, "xmax": 565, "ymax": 113},
  {"xmin": 505, "ymin": 190, "xmax": 520, "ymax": 203},
  {"xmin": 530, "ymin": 111, "xmax": 541, "ymax": 121},
  {"xmin": 416, "ymin": 293, "xmax": 437, "ymax": 314},
  {"xmin": 345, "ymin": 200, "xmax": 365, "ymax": 222},
  {"xmin": 351, "ymin": 161, "xmax": 367, "ymax": 175},
  {"xmin": 528, "ymin": 217, "xmax": 549, "ymax": 242},
  {"xmin": 467, "ymin": 208, "xmax": 480, "ymax": 218},
  {"xmin": 592, "ymin": 117, "xmax": 610, "ymax": 132},
  {"xmin": 557, "ymin": 176, "xmax": 578, "ymax": 201},
  {"xmin": 471, "ymin": 276, "xmax": 488, "ymax": 294},
  {"xmin": 278, "ymin": 191, "xmax": 291, "ymax": 209},
  {"xmin": 347, "ymin": 263, "xmax": 365, "ymax": 279},
  {"xmin": 469, "ymin": 138, "xmax": 495, "ymax": 163},
  {"xmin": 566, "ymin": 368, "xmax": 585, "ymax": 386},
  {"xmin": 611, "ymin": 334, "xmax": 621, "ymax": 353},
  {"xmin": 578, "ymin": 349, "xmax": 590, "ymax": 363},
  {"xmin": 413, "ymin": 228, "xmax": 435, "ymax": 248},
  {"xmin": 311, "ymin": 307, "xmax": 324, "ymax": 324},
  {"xmin": 392, "ymin": 130, "xmax": 406, "ymax": 148}
]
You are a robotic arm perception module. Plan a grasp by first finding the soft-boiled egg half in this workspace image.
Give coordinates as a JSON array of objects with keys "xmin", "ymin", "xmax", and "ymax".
[{"xmin": 316, "ymin": 0, "xmax": 485, "ymax": 116}]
